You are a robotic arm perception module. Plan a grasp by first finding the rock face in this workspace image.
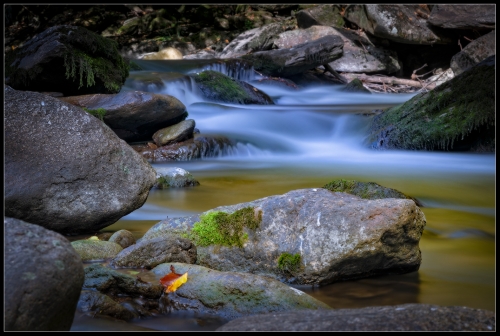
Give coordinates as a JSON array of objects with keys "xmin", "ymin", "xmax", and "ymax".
[
  {"xmin": 366, "ymin": 55, "xmax": 495, "ymax": 152},
  {"xmin": 427, "ymin": 4, "xmax": 496, "ymax": 30},
  {"xmin": 151, "ymin": 263, "xmax": 332, "ymax": 321},
  {"xmin": 242, "ymin": 35, "xmax": 344, "ymax": 77},
  {"xmin": 142, "ymin": 188, "xmax": 426, "ymax": 285},
  {"xmin": 4, "ymin": 217, "xmax": 85, "ymax": 331},
  {"xmin": 4, "ymin": 85, "xmax": 157, "ymax": 235},
  {"xmin": 216, "ymin": 303, "xmax": 496, "ymax": 331},
  {"xmin": 450, "ymin": 30, "xmax": 495, "ymax": 76},
  {"xmin": 5, "ymin": 25, "xmax": 129, "ymax": 96},
  {"xmin": 60, "ymin": 90, "xmax": 188, "ymax": 143},
  {"xmin": 343, "ymin": 5, "xmax": 452, "ymax": 45}
]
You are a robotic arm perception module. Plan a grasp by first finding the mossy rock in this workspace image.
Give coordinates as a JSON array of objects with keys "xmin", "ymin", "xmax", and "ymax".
[
  {"xmin": 342, "ymin": 78, "xmax": 371, "ymax": 94},
  {"xmin": 6, "ymin": 25, "xmax": 129, "ymax": 95},
  {"xmin": 190, "ymin": 70, "xmax": 274, "ymax": 105},
  {"xmin": 323, "ymin": 179, "xmax": 422, "ymax": 206},
  {"xmin": 365, "ymin": 55, "xmax": 495, "ymax": 152}
]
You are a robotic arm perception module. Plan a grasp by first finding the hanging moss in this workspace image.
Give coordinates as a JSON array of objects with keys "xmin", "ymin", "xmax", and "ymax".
[{"xmin": 366, "ymin": 58, "xmax": 494, "ymax": 151}]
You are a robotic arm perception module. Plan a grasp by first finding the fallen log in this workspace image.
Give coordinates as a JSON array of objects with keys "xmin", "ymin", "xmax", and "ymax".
[{"xmin": 340, "ymin": 73, "xmax": 437, "ymax": 90}]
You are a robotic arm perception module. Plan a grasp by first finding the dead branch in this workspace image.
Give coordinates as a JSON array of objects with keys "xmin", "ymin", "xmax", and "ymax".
[
  {"xmin": 341, "ymin": 73, "xmax": 436, "ymax": 90},
  {"xmin": 323, "ymin": 64, "xmax": 348, "ymax": 84}
]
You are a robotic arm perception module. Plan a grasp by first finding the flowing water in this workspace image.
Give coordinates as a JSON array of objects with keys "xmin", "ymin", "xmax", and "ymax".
[{"xmin": 71, "ymin": 60, "xmax": 495, "ymax": 331}]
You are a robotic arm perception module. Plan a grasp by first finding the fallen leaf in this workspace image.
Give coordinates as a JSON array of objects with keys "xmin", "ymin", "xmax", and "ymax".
[
  {"xmin": 160, "ymin": 265, "xmax": 188, "ymax": 293},
  {"xmin": 87, "ymin": 236, "xmax": 99, "ymax": 240}
]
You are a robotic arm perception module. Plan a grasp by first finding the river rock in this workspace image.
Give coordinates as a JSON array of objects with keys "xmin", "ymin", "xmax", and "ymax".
[
  {"xmin": 427, "ymin": 4, "xmax": 496, "ymax": 30},
  {"xmin": 141, "ymin": 47, "xmax": 183, "ymax": 60},
  {"xmin": 71, "ymin": 239, "xmax": 124, "ymax": 261},
  {"xmin": 218, "ymin": 21, "xmax": 294, "ymax": 59},
  {"xmin": 141, "ymin": 188, "xmax": 426, "ymax": 286},
  {"xmin": 109, "ymin": 229, "xmax": 136, "ymax": 249},
  {"xmin": 4, "ymin": 217, "xmax": 85, "ymax": 331},
  {"xmin": 274, "ymin": 25, "xmax": 400, "ymax": 75},
  {"xmin": 241, "ymin": 34, "xmax": 344, "ymax": 77},
  {"xmin": 5, "ymin": 25, "xmax": 128, "ymax": 96},
  {"xmin": 450, "ymin": 30, "xmax": 495, "ymax": 76},
  {"xmin": 152, "ymin": 119, "xmax": 196, "ymax": 146},
  {"xmin": 59, "ymin": 90, "xmax": 188, "ymax": 142},
  {"xmin": 4, "ymin": 85, "xmax": 157, "ymax": 235},
  {"xmin": 190, "ymin": 70, "xmax": 274, "ymax": 105},
  {"xmin": 132, "ymin": 133, "xmax": 236, "ymax": 162},
  {"xmin": 366, "ymin": 55, "xmax": 495, "ymax": 152},
  {"xmin": 153, "ymin": 167, "xmax": 200, "ymax": 189},
  {"xmin": 216, "ymin": 303, "xmax": 495, "ymax": 331},
  {"xmin": 343, "ymin": 5, "xmax": 452, "ymax": 45},
  {"xmin": 295, "ymin": 4, "xmax": 345, "ymax": 29},
  {"xmin": 151, "ymin": 263, "xmax": 332, "ymax": 320},
  {"xmin": 109, "ymin": 236, "xmax": 197, "ymax": 269}
]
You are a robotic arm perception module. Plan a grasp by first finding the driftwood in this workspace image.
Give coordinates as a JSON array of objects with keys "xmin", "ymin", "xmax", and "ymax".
[{"xmin": 340, "ymin": 73, "xmax": 436, "ymax": 90}]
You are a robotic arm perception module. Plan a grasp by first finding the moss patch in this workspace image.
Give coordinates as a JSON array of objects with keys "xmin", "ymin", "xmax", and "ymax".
[
  {"xmin": 277, "ymin": 252, "xmax": 301, "ymax": 274},
  {"xmin": 323, "ymin": 179, "xmax": 421, "ymax": 205},
  {"xmin": 366, "ymin": 59, "xmax": 494, "ymax": 151},
  {"xmin": 187, "ymin": 207, "xmax": 261, "ymax": 248},
  {"xmin": 83, "ymin": 107, "xmax": 106, "ymax": 121}
]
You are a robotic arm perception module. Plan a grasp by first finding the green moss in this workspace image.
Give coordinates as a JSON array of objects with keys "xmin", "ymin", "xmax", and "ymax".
[
  {"xmin": 155, "ymin": 176, "xmax": 171, "ymax": 189},
  {"xmin": 323, "ymin": 179, "xmax": 421, "ymax": 205},
  {"xmin": 187, "ymin": 207, "xmax": 261, "ymax": 248},
  {"xmin": 83, "ymin": 107, "xmax": 106, "ymax": 121},
  {"xmin": 367, "ymin": 61, "xmax": 494, "ymax": 151},
  {"xmin": 277, "ymin": 252, "xmax": 301, "ymax": 274}
]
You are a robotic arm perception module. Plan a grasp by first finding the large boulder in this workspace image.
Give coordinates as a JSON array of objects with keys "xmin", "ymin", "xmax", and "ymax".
[
  {"xmin": 4, "ymin": 85, "xmax": 157, "ymax": 235},
  {"xmin": 141, "ymin": 188, "xmax": 426, "ymax": 286},
  {"xmin": 427, "ymin": 5, "xmax": 496, "ymax": 30},
  {"xmin": 4, "ymin": 217, "xmax": 85, "ymax": 331},
  {"xmin": 241, "ymin": 34, "xmax": 344, "ymax": 77},
  {"xmin": 273, "ymin": 25, "xmax": 400, "ymax": 75},
  {"xmin": 365, "ymin": 55, "xmax": 495, "ymax": 152},
  {"xmin": 343, "ymin": 5, "xmax": 453, "ymax": 45},
  {"xmin": 59, "ymin": 90, "xmax": 188, "ymax": 142},
  {"xmin": 216, "ymin": 304, "xmax": 496, "ymax": 331},
  {"xmin": 5, "ymin": 25, "xmax": 129, "ymax": 96}
]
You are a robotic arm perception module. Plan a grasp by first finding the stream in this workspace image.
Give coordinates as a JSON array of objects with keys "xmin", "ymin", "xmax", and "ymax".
[{"xmin": 71, "ymin": 60, "xmax": 495, "ymax": 331}]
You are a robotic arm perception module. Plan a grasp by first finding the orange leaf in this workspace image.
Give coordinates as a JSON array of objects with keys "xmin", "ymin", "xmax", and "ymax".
[{"xmin": 159, "ymin": 265, "xmax": 188, "ymax": 293}]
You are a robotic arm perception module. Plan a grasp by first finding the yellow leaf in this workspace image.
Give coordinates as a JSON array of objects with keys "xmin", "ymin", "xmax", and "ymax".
[
  {"xmin": 160, "ymin": 265, "xmax": 189, "ymax": 293},
  {"xmin": 166, "ymin": 272, "xmax": 188, "ymax": 293}
]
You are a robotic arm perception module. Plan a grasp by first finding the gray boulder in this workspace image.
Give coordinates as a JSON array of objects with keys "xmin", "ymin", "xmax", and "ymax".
[
  {"xmin": 141, "ymin": 188, "xmax": 426, "ymax": 286},
  {"xmin": 218, "ymin": 21, "xmax": 295, "ymax": 59},
  {"xmin": 71, "ymin": 239, "xmax": 123, "ymax": 262},
  {"xmin": 4, "ymin": 217, "xmax": 85, "ymax": 331},
  {"xmin": 59, "ymin": 90, "xmax": 188, "ymax": 142},
  {"xmin": 216, "ymin": 303, "xmax": 495, "ymax": 331},
  {"xmin": 428, "ymin": 5, "xmax": 495, "ymax": 30},
  {"xmin": 450, "ymin": 30, "xmax": 495, "ymax": 76},
  {"xmin": 151, "ymin": 263, "xmax": 332, "ymax": 320},
  {"xmin": 242, "ymin": 34, "xmax": 343, "ymax": 77},
  {"xmin": 109, "ymin": 229, "xmax": 136, "ymax": 249},
  {"xmin": 109, "ymin": 236, "xmax": 197, "ymax": 269},
  {"xmin": 152, "ymin": 119, "xmax": 196, "ymax": 146},
  {"xmin": 274, "ymin": 25, "xmax": 400, "ymax": 75},
  {"xmin": 5, "ymin": 25, "xmax": 128, "ymax": 96},
  {"xmin": 343, "ymin": 5, "xmax": 452, "ymax": 45},
  {"xmin": 4, "ymin": 85, "xmax": 157, "ymax": 235}
]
